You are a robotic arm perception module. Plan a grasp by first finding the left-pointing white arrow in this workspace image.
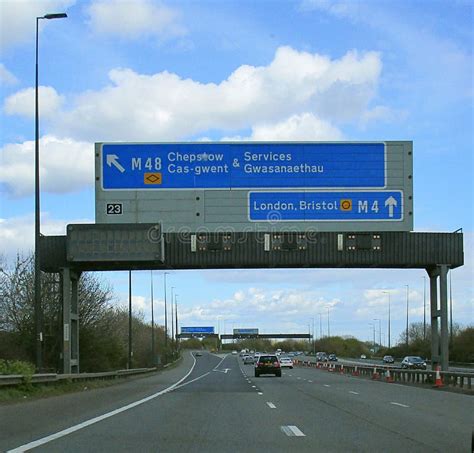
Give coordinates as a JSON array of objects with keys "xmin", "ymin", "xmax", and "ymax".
[{"xmin": 106, "ymin": 154, "xmax": 125, "ymax": 173}]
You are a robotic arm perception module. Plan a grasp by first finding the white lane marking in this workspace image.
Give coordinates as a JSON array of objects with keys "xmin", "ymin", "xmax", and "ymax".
[
  {"xmin": 288, "ymin": 374, "xmax": 292, "ymax": 376},
  {"xmin": 8, "ymin": 352, "xmax": 198, "ymax": 453},
  {"xmin": 281, "ymin": 425, "xmax": 306, "ymax": 437},
  {"xmin": 297, "ymin": 377, "xmax": 301, "ymax": 380},
  {"xmin": 172, "ymin": 372, "xmax": 210, "ymax": 390},
  {"xmin": 252, "ymin": 385, "xmax": 256, "ymax": 388},
  {"xmin": 324, "ymin": 384, "xmax": 331, "ymax": 387},
  {"xmin": 266, "ymin": 402, "xmax": 276, "ymax": 409},
  {"xmin": 212, "ymin": 368, "xmax": 231, "ymax": 374},
  {"xmin": 212, "ymin": 355, "xmax": 229, "ymax": 372},
  {"xmin": 349, "ymin": 391, "xmax": 359, "ymax": 395},
  {"xmin": 258, "ymin": 392, "xmax": 263, "ymax": 395},
  {"xmin": 390, "ymin": 402, "xmax": 409, "ymax": 408},
  {"xmin": 308, "ymin": 380, "xmax": 313, "ymax": 383}
]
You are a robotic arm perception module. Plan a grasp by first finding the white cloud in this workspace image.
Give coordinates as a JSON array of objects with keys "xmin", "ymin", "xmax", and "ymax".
[
  {"xmin": 86, "ymin": 0, "xmax": 185, "ymax": 39},
  {"xmin": 52, "ymin": 46, "xmax": 381, "ymax": 142},
  {"xmin": 0, "ymin": 213, "xmax": 92, "ymax": 258},
  {"xmin": 0, "ymin": 0, "xmax": 74, "ymax": 53},
  {"xmin": 0, "ymin": 63, "xmax": 17, "ymax": 85},
  {"xmin": 223, "ymin": 113, "xmax": 343, "ymax": 141},
  {"xmin": 4, "ymin": 86, "xmax": 63, "ymax": 118},
  {"xmin": 175, "ymin": 287, "xmax": 340, "ymax": 331},
  {"xmin": 0, "ymin": 135, "xmax": 93, "ymax": 197}
]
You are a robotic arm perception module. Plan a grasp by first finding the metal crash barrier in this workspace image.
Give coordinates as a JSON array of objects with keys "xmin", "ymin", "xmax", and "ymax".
[{"xmin": 292, "ymin": 359, "xmax": 473, "ymax": 391}]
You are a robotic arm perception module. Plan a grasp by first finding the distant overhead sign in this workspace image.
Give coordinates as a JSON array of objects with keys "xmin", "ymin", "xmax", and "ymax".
[
  {"xmin": 181, "ymin": 326, "xmax": 214, "ymax": 334},
  {"xmin": 233, "ymin": 328, "xmax": 259, "ymax": 335},
  {"xmin": 95, "ymin": 142, "xmax": 413, "ymax": 232}
]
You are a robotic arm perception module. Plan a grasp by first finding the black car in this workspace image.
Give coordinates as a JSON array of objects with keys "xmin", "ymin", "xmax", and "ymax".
[
  {"xmin": 383, "ymin": 355, "xmax": 395, "ymax": 364},
  {"xmin": 401, "ymin": 356, "xmax": 427, "ymax": 369},
  {"xmin": 328, "ymin": 354, "xmax": 338, "ymax": 361},
  {"xmin": 255, "ymin": 355, "xmax": 281, "ymax": 377}
]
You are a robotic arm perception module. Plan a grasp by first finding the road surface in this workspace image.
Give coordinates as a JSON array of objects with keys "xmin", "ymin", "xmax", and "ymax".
[{"xmin": 1, "ymin": 351, "xmax": 472, "ymax": 452}]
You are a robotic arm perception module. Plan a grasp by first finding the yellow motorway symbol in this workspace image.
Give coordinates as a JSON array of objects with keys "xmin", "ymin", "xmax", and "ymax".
[
  {"xmin": 340, "ymin": 199, "xmax": 352, "ymax": 211},
  {"xmin": 144, "ymin": 173, "xmax": 162, "ymax": 185}
]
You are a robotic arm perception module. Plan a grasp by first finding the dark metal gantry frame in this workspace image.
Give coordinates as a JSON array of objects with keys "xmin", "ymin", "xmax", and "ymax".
[{"xmin": 41, "ymin": 228, "xmax": 463, "ymax": 373}]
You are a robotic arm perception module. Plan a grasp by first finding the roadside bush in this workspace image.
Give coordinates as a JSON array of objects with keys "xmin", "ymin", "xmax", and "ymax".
[{"xmin": 0, "ymin": 359, "xmax": 35, "ymax": 376}]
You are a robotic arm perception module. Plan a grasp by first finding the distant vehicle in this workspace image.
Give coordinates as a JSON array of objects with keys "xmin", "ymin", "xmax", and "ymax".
[
  {"xmin": 279, "ymin": 357, "xmax": 293, "ymax": 369},
  {"xmin": 401, "ymin": 356, "xmax": 427, "ymax": 370},
  {"xmin": 360, "ymin": 354, "xmax": 367, "ymax": 359},
  {"xmin": 232, "ymin": 350, "xmax": 238, "ymax": 355},
  {"xmin": 243, "ymin": 355, "xmax": 254, "ymax": 365},
  {"xmin": 254, "ymin": 352, "xmax": 261, "ymax": 359},
  {"xmin": 383, "ymin": 355, "xmax": 395, "ymax": 364},
  {"xmin": 316, "ymin": 352, "xmax": 328, "ymax": 362},
  {"xmin": 195, "ymin": 351, "xmax": 202, "ymax": 357},
  {"xmin": 255, "ymin": 354, "xmax": 281, "ymax": 377},
  {"xmin": 328, "ymin": 354, "xmax": 338, "ymax": 362}
]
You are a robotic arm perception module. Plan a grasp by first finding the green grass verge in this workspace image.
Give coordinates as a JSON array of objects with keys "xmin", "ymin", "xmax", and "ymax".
[{"xmin": 0, "ymin": 354, "xmax": 184, "ymax": 404}]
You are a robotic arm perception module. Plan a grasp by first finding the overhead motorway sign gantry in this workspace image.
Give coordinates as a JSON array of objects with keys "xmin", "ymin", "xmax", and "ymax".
[
  {"xmin": 180, "ymin": 326, "xmax": 215, "ymax": 334},
  {"xmin": 95, "ymin": 142, "xmax": 413, "ymax": 232},
  {"xmin": 233, "ymin": 328, "xmax": 259, "ymax": 335}
]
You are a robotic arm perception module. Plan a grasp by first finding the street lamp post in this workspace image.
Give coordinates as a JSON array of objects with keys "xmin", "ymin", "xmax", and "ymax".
[
  {"xmin": 373, "ymin": 319, "xmax": 381, "ymax": 348},
  {"xmin": 174, "ymin": 294, "xmax": 179, "ymax": 349},
  {"xmin": 34, "ymin": 11, "xmax": 67, "ymax": 372},
  {"xmin": 405, "ymin": 284, "xmax": 410, "ymax": 348},
  {"xmin": 170, "ymin": 286, "xmax": 175, "ymax": 348},
  {"xmin": 423, "ymin": 276, "xmax": 426, "ymax": 340},
  {"xmin": 326, "ymin": 306, "xmax": 330, "ymax": 338},
  {"xmin": 150, "ymin": 270, "xmax": 155, "ymax": 365},
  {"xmin": 318, "ymin": 313, "xmax": 323, "ymax": 339},
  {"xmin": 369, "ymin": 323, "xmax": 375, "ymax": 351},
  {"xmin": 128, "ymin": 270, "xmax": 132, "ymax": 369},
  {"xmin": 383, "ymin": 291, "xmax": 391, "ymax": 349},
  {"xmin": 163, "ymin": 272, "xmax": 169, "ymax": 346}
]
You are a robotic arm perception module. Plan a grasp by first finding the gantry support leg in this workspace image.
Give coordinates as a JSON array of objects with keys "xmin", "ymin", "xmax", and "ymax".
[
  {"xmin": 428, "ymin": 265, "xmax": 450, "ymax": 371},
  {"xmin": 61, "ymin": 267, "xmax": 81, "ymax": 374}
]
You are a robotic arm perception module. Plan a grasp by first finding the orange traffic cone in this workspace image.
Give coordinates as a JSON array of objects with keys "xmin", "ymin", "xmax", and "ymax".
[
  {"xmin": 340, "ymin": 364, "xmax": 344, "ymax": 375},
  {"xmin": 371, "ymin": 366, "xmax": 379, "ymax": 380},
  {"xmin": 385, "ymin": 368, "xmax": 394, "ymax": 383},
  {"xmin": 352, "ymin": 365, "xmax": 359, "ymax": 376},
  {"xmin": 328, "ymin": 363, "xmax": 334, "ymax": 372},
  {"xmin": 433, "ymin": 365, "xmax": 443, "ymax": 388}
]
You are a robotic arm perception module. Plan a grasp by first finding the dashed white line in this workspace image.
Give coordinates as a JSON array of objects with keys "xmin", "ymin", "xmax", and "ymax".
[
  {"xmin": 258, "ymin": 392, "xmax": 263, "ymax": 395},
  {"xmin": 323, "ymin": 384, "xmax": 331, "ymax": 387},
  {"xmin": 297, "ymin": 377, "xmax": 301, "ymax": 380},
  {"xmin": 281, "ymin": 425, "xmax": 306, "ymax": 437},
  {"xmin": 308, "ymin": 380, "xmax": 313, "ymax": 383},
  {"xmin": 252, "ymin": 385, "xmax": 256, "ymax": 388},
  {"xmin": 266, "ymin": 402, "xmax": 276, "ymax": 409},
  {"xmin": 349, "ymin": 391, "xmax": 359, "ymax": 395},
  {"xmin": 390, "ymin": 402, "xmax": 409, "ymax": 408}
]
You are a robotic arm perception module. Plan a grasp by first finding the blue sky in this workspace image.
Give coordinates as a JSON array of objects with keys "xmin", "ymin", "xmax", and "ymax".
[{"xmin": 0, "ymin": 0, "xmax": 472, "ymax": 343}]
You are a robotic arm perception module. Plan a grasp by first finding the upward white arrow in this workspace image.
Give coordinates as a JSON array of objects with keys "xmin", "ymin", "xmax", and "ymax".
[
  {"xmin": 106, "ymin": 154, "xmax": 125, "ymax": 173},
  {"xmin": 385, "ymin": 196, "xmax": 398, "ymax": 218}
]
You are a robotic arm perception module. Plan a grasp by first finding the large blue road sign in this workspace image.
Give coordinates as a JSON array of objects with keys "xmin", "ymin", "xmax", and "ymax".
[
  {"xmin": 101, "ymin": 143, "xmax": 385, "ymax": 190},
  {"xmin": 249, "ymin": 191, "xmax": 403, "ymax": 221},
  {"xmin": 181, "ymin": 326, "xmax": 215, "ymax": 334}
]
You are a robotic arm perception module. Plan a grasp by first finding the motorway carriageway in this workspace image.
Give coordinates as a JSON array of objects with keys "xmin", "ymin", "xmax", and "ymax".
[{"xmin": 1, "ymin": 351, "xmax": 472, "ymax": 452}]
